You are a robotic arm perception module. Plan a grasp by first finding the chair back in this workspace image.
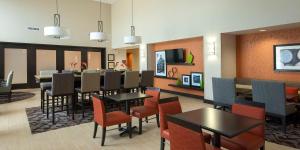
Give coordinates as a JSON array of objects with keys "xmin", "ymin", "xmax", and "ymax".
[
  {"xmin": 52, "ymin": 73, "xmax": 74, "ymax": 96},
  {"xmin": 40, "ymin": 70, "xmax": 58, "ymax": 77},
  {"xmin": 144, "ymin": 87, "xmax": 160, "ymax": 109},
  {"xmin": 124, "ymin": 71, "xmax": 140, "ymax": 89},
  {"xmin": 168, "ymin": 122, "xmax": 206, "ymax": 150},
  {"xmin": 252, "ymin": 80, "xmax": 286, "ymax": 115},
  {"xmin": 104, "ymin": 71, "xmax": 121, "ymax": 91},
  {"xmin": 140, "ymin": 70, "xmax": 154, "ymax": 87},
  {"xmin": 6, "ymin": 71, "xmax": 14, "ymax": 89},
  {"xmin": 92, "ymin": 96, "xmax": 106, "ymax": 126},
  {"xmin": 232, "ymin": 100, "xmax": 265, "ymax": 137},
  {"xmin": 212, "ymin": 77, "xmax": 236, "ymax": 107},
  {"xmin": 158, "ymin": 97, "xmax": 182, "ymax": 135},
  {"xmin": 81, "ymin": 71, "xmax": 100, "ymax": 93}
]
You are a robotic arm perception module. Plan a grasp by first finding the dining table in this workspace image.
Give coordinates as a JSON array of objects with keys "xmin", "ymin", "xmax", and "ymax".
[
  {"xmin": 167, "ymin": 108, "xmax": 264, "ymax": 148},
  {"xmin": 103, "ymin": 92, "xmax": 153, "ymax": 136}
]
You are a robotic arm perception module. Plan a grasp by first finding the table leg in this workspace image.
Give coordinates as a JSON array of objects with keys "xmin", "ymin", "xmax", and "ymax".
[{"xmin": 213, "ymin": 133, "xmax": 221, "ymax": 148}]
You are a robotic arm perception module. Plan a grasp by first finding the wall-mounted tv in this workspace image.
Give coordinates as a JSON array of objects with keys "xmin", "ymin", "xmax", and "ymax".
[{"xmin": 165, "ymin": 48, "xmax": 185, "ymax": 63}]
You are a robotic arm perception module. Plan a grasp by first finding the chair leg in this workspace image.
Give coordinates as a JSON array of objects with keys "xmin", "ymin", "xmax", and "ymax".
[
  {"xmin": 93, "ymin": 122, "xmax": 98, "ymax": 138},
  {"xmin": 128, "ymin": 122, "xmax": 132, "ymax": 139},
  {"xmin": 139, "ymin": 118, "xmax": 142, "ymax": 134},
  {"xmin": 101, "ymin": 127, "xmax": 106, "ymax": 146},
  {"xmin": 52, "ymin": 96, "xmax": 55, "ymax": 124},
  {"xmin": 160, "ymin": 137, "xmax": 165, "ymax": 150},
  {"xmin": 46, "ymin": 95, "xmax": 49, "ymax": 119},
  {"xmin": 72, "ymin": 94, "xmax": 75, "ymax": 120},
  {"xmin": 156, "ymin": 114, "xmax": 160, "ymax": 128},
  {"xmin": 118, "ymin": 124, "xmax": 122, "ymax": 131},
  {"xmin": 8, "ymin": 92, "xmax": 12, "ymax": 101},
  {"xmin": 260, "ymin": 145, "xmax": 265, "ymax": 150},
  {"xmin": 281, "ymin": 116, "xmax": 286, "ymax": 133},
  {"xmin": 66, "ymin": 96, "xmax": 69, "ymax": 116},
  {"xmin": 145, "ymin": 117, "xmax": 148, "ymax": 123},
  {"xmin": 82, "ymin": 93, "xmax": 85, "ymax": 118},
  {"xmin": 41, "ymin": 89, "xmax": 44, "ymax": 110}
]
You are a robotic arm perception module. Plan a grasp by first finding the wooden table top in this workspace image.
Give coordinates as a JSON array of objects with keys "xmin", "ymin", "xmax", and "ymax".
[
  {"xmin": 103, "ymin": 92, "xmax": 152, "ymax": 102},
  {"xmin": 167, "ymin": 108, "xmax": 264, "ymax": 138}
]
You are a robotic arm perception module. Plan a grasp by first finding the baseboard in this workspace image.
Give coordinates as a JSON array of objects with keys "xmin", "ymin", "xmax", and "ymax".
[
  {"xmin": 160, "ymin": 89, "xmax": 204, "ymax": 99},
  {"xmin": 203, "ymin": 99, "xmax": 214, "ymax": 105}
]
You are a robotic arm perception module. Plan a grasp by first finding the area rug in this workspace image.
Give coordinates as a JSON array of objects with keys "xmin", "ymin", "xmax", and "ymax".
[
  {"xmin": 0, "ymin": 92, "xmax": 35, "ymax": 104},
  {"xmin": 26, "ymin": 107, "xmax": 93, "ymax": 134},
  {"xmin": 265, "ymin": 122, "xmax": 300, "ymax": 149}
]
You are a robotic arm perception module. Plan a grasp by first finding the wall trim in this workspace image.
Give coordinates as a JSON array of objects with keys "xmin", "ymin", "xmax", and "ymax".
[{"xmin": 160, "ymin": 89, "xmax": 204, "ymax": 99}]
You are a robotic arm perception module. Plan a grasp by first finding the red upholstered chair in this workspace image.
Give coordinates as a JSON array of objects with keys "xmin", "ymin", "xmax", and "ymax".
[
  {"xmin": 285, "ymin": 86, "xmax": 299, "ymax": 102},
  {"xmin": 168, "ymin": 122, "xmax": 220, "ymax": 150},
  {"xmin": 158, "ymin": 97, "xmax": 212, "ymax": 150},
  {"xmin": 92, "ymin": 96, "xmax": 132, "ymax": 146},
  {"xmin": 132, "ymin": 87, "xmax": 160, "ymax": 134},
  {"xmin": 221, "ymin": 100, "xmax": 265, "ymax": 150}
]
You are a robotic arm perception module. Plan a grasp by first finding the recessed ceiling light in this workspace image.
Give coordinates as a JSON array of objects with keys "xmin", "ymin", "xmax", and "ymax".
[{"xmin": 259, "ymin": 29, "xmax": 267, "ymax": 32}]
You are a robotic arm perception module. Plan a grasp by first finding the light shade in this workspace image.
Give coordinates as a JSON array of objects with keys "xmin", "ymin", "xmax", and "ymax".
[
  {"xmin": 90, "ymin": 32, "xmax": 107, "ymax": 41},
  {"xmin": 44, "ymin": 26, "xmax": 70, "ymax": 39},
  {"xmin": 123, "ymin": 35, "xmax": 142, "ymax": 44}
]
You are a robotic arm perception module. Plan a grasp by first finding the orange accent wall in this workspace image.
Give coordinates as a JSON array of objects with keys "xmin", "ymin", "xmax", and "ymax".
[
  {"xmin": 237, "ymin": 28, "xmax": 300, "ymax": 82},
  {"xmin": 152, "ymin": 37, "xmax": 204, "ymax": 97}
]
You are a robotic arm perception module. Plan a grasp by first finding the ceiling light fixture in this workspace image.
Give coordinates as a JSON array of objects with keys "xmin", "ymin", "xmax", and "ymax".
[
  {"xmin": 90, "ymin": 0, "xmax": 107, "ymax": 42},
  {"xmin": 123, "ymin": 0, "xmax": 142, "ymax": 45},
  {"xmin": 44, "ymin": 0, "xmax": 70, "ymax": 39},
  {"xmin": 259, "ymin": 29, "xmax": 267, "ymax": 32}
]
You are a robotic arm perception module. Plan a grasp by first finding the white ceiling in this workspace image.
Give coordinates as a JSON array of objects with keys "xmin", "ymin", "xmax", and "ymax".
[{"xmin": 93, "ymin": 0, "xmax": 119, "ymax": 4}]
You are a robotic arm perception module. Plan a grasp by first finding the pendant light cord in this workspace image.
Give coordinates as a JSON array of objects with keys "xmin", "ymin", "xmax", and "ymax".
[
  {"xmin": 56, "ymin": 0, "xmax": 59, "ymax": 14},
  {"xmin": 99, "ymin": 0, "xmax": 102, "ymax": 20},
  {"xmin": 131, "ymin": 0, "xmax": 134, "ymax": 26}
]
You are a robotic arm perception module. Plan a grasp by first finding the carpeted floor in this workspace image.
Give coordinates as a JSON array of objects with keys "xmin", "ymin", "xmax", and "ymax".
[
  {"xmin": 26, "ymin": 106, "xmax": 300, "ymax": 149},
  {"xmin": 0, "ymin": 92, "xmax": 35, "ymax": 104}
]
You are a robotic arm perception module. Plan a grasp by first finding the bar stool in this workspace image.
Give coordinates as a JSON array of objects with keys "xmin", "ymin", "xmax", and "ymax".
[
  {"xmin": 75, "ymin": 71, "xmax": 101, "ymax": 118},
  {"xmin": 101, "ymin": 71, "xmax": 121, "ymax": 96},
  {"xmin": 46, "ymin": 73, "xmax": 74, "ymax": 124},
  {"xmin": 40, "ymin": 70, "xmax": 58, "ymax": 113},
  {"xmin": 140, "ymin": 70, "xmax": 154, "ymax": 93},
  {"xmin": 123, "ymin": 71, "xmax": 140, "ymax": 93}
]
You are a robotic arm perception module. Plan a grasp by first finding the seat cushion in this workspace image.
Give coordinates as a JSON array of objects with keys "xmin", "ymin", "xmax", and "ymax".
[
  {"xmin": 105, "ymin": 111, "xmax": 131, "ymax": 127},
  {"xmin": 40, "ymin": 82, "xmax": 52, "ymax": 90},
  {"xmin": 162, "ymin": 129, "xmax": 212, "ymax": 144},
  {"xmin": 221, "ymin": 132, "xmax": 264, "ymax": 150},
  {"xmin": 132, "ymin": 106, "xmax": 158, "ymax": 118}
]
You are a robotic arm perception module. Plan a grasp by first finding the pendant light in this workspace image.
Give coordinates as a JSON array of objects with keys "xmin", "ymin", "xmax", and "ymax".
[
  {"xmin": 123, "ymin": 0, "xmax": 142, "ymax": 44},
  {"xmin": 44, "ymin": 0, "xmax": 69, "ymax": 39},
  {"xmin": 90, "ymin": 0, "xmax": 107, "ymax": 42}
]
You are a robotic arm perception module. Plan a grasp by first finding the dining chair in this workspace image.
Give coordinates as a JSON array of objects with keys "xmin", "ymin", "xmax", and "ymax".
[
  {"xmin": 92, "ymin": 96, "xmax": 132, "ymax": 146},
  {"xmin": 220, "ymin": 99, "xmax": 265, "ymax": 150},
  {"xmin": 40, "ymin": 70, "xmax": 58, "ymax": 113},
  {"xmin": 158, "ymin": 97, "xmax": 211, "ymax": 150},
  {"xmin": 101, "ymin": 71, "xmax": 121, "ymax": 95},
  {"xmin": 252, "ymin": 80, "xmax": 297, "ymax": 133},
  {"xmin": 212, "ymin": 77, "xmax": 237, "ymax": 110},
  {"xmin": 123, "ymin": 71, "xmax": 140, "ymax": 93},
  {"xmin": 285, "ymin": 86, "xmax": 299, "ymax": 102},
  {"xmin": 76, "ymin": 71, "xmax": 101, "ymax": 118},
  {"xmin": 132, "ymin": 87, "xmax": 160, "ymax": 134},
  {"xmin": 0, "ymin": 71, "xmax": 13, "ymax": 101},
  {"xmin": 168, "ymin": 122, "xmax": 220, "ymax": 150},
  {"xmin": 46, "ymin": 73, "xmax": 74, "ymax": 124},
  {"xmin": 140, "ymin": 70, "xmax": 154, "ymax": 93}
]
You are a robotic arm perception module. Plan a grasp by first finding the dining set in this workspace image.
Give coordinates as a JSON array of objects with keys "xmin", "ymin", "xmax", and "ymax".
[{"xmin": 35, "ymin": 69, "xmax": 155, "ymax": 124}]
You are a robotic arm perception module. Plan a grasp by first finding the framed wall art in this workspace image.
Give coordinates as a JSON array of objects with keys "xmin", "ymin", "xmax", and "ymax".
[
  {"xmin": 108, "ymin": 54, "xmax": 115, "ymax": 61},
  {"xmin": 274, "ymin": 43, "xmax": 300, "ymax": 72},
  {"xmin": 191, "ymin": 72, "xmax": 203, "ymax": 88},
  {"xmin": 182, "ymin": 74, "xmax": 191, "ymax": 86},
  {"xmin": 108, "ymin": 62, "xmax": 115, "ymax": 69},
  {"xmin": 155, "ymin": 51, "xmax": 167, "ymax": 77}
]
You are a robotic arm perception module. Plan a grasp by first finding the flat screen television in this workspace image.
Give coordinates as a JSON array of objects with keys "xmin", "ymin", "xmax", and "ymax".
[{"xmin": 165, "ymin": 48, "xmax": 185, "ymax": 63}]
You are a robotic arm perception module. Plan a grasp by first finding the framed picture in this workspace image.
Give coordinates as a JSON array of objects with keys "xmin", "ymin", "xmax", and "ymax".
[
  {"xmin": 108, "ymin": 62, "xmax": 115, "ymax": 69},
  {"xmin": 274, "ymin": 43, "xmax": 300, "ymax": 72},
  {"xmin": 182, "ymin": 74, "xmax": 191, "ymax": 86},
  {"xmin": 155, "ymin": 51, "xmax": 167, "ymax": 77},
  {"xmin": 191, "ymin": 72, "xmax": 203, "ymax": 88},
  {"xmin": 108, "ymin": 54, "xmax": 115, "ymax": 61}
]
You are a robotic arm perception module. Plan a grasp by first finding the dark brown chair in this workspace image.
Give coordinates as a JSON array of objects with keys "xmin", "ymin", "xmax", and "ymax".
[{"xmin": 140, "ymin": 70, "xmax": 154, "ymax": 93}]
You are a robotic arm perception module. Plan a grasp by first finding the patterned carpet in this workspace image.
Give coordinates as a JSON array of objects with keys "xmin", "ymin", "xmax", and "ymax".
[
  {"xmin": 0, "ymin": 92, "xmax": 35, "ymax": 104},
  {"xmin": 26, "ymin": 106, "xmax": 300, "ymax": 149}
]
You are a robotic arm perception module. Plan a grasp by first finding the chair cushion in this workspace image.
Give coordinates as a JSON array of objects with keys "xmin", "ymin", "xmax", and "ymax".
[
  {"xmin": 105, "ymin": 111, "xmax": 131, "ymax": 127},
  {"xmin": 40, "ymin": 82, "xmax": 52, "ymax": 90},
  {"xmin": 162, "ymin": 129, "xmax": 212, "ymax": 144},
  {"xmin": 132, "ymin": 106, "xmax": 158, "ymax": 118},
  {"xmin": 221, "ymin": 132, "xmax": 265, "ymax": 150}
]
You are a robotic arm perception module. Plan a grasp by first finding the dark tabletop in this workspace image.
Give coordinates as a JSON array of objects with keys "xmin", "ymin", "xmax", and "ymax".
[
  {"xmin": 104, "ymin": 92, "xmax": 152, "ymax": 102},
  {"xmin": 167, "ymin": 108, "xmax": 264, "ymax": 138}
]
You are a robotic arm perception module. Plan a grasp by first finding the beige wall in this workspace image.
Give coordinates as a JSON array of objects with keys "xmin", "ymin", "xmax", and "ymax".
[
  {"xmin": 221, "ymin": 34, "xmax": 236, "ymax": 78},
  {"xmin": 126, "ymin": 48, "xmax": 139, "ymax": 71},
  {"xmin": 0, "ymin": 0, "xmax": 111, "ymax": 48},
  {"xmin": 4, "ymin": 48, "xmax": 27, "ymax": 84},
  {"xmin": 36, "ymin": 50, "xmax": 56, "ymax": 75},
  {"xmin": 64, "ymin": 51, "xmax": 81, "ymax": 71},
  {"xmin": 88, "ymin": 51, "xmax": 101, "ymax": 70}
]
